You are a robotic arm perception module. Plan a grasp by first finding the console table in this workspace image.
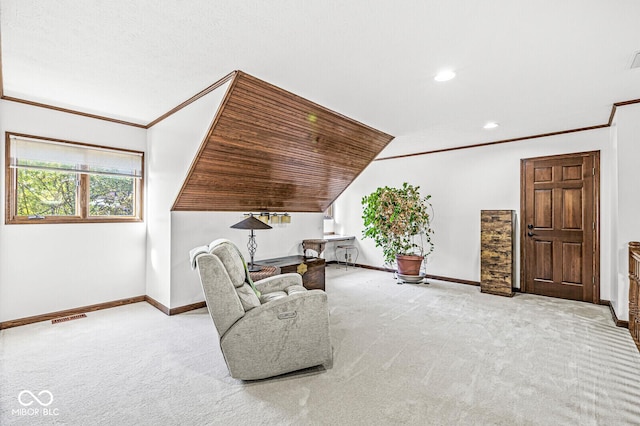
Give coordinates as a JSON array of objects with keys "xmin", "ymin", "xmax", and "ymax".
[
  {"xmin": 302, "ymin": 239, "xmax": 328, "ymax": 258},
  {"xmin": 254, "ymin": 255, "xmax": 325, "ymax": 291},
  {"xmin": 323, "ymin": 235, "xmax": 356, "ymax": 262}
]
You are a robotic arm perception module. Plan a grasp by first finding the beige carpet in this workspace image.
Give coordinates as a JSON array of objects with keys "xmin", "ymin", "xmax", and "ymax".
[{"xmin": 2, "ymin": 265, "xmax": 640, "ymax": 425}]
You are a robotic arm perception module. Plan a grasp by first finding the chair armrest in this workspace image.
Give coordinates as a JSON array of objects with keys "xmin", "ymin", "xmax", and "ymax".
[
  {"xmin": 243, "ymin": 289, "xmax": 326, "ymax": 320},
  {"xmin": 255, "ymin": 273, "xmax": 303, "ymax": 294}
]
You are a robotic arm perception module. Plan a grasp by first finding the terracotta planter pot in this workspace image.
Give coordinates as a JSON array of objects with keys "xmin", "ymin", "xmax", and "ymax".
[{"xmin": 396, "ymin": 255, "xmax": 424, "ymax": 276}]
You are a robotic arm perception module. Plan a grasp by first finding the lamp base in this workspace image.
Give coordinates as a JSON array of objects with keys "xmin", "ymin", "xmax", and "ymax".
[{"xmin": 248, "ymin": 264, "xmax": 262, "ymax": 272}]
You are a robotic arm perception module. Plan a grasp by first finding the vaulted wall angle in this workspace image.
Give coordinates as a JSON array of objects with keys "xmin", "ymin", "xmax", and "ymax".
[{"xmin": 172, "ymin": 71, "xmax": 394, "ymax": 212}]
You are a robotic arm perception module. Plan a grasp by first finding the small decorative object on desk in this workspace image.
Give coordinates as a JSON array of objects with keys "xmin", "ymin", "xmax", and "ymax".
[
  {"xmin": 297, "ymin": 263, "xmax": 308, "ymax": 275},
  {"xmin": 302, "ymin": 239, "xmax": 328, "ymax": 258}
]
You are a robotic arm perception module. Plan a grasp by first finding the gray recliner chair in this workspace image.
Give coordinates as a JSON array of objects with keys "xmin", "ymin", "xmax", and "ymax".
[{"xmin": 190, "ymin": 239, "xmax": 333, "ymax": 380}]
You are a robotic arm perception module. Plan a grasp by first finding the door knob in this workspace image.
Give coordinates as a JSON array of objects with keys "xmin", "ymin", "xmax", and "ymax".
[
  {"xmin": 527, "ymin": 224, "xmax": 534, "ymax": 229},
  {"xmin": 527, "ymin": 231, "xmax": 535, "ymax": 237}
]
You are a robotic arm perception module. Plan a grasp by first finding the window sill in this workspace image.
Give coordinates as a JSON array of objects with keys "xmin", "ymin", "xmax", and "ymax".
[{"xmin": 6, "ymin": 217, "xmax": 143, "ymax": 225}]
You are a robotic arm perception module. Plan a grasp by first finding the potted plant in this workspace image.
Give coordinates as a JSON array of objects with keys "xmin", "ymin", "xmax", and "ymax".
[{"xmin": 361, "ymin": 182, "xmax": 434, "ymax": 276}]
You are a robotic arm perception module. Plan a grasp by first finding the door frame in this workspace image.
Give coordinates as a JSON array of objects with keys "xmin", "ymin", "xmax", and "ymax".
[{"xmin": 519, "ymin": 150, "xmax": 600, "ymax": 303}]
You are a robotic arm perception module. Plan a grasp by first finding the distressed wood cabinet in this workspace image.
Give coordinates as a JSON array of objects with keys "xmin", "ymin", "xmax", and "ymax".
[
  {"xmin": 629, "ymin": 242, "xmax": 640, "ymax": 350},
  {"xmin": 481, "ymin": 210, "xmax": 515, "ymax": 297}
]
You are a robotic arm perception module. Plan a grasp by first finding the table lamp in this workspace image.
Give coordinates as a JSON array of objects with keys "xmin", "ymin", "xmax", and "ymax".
[{"xmin": 230, "ymin": 215, "xmax": 272, "ymax": 272}]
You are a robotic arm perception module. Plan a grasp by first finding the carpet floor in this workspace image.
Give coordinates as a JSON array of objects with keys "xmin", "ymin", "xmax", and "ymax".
[{"xmin": 2, "ymin": 265, "xmax": 640, "ymax": 425}]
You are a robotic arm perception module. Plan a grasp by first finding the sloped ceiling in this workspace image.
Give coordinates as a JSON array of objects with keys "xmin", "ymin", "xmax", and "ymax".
[
  {"xmin": 2, "ymin": 1, "xmax": 640, "ymax": 159},
  {"xmin": 172, "ymin": 71, "xmax": 393, "ymax": 212}
]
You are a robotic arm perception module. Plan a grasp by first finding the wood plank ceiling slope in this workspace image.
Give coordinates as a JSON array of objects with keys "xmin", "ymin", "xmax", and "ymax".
[{"xmin": 173, "ymin": 71, "xmax": 394, "ymax": 212}]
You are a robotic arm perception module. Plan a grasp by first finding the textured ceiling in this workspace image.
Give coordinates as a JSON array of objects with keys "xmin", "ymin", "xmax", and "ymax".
[
  {"xmin": 173, "ymin": 71, "xmax": 393, "ymax": 212},
  {"xmin": 2, "ymin": 1, "xmax": 640, "ymax": 158}
]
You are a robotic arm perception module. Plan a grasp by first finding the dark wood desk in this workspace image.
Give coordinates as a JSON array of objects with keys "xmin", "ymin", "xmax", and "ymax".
[{"xmin": 254, "ymin": 255, "xmax": 325, "ymax": 291}]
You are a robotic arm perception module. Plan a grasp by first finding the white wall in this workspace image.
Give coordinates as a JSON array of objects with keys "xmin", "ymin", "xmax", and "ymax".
[
  {"xmin": 147, "ymin": 82, "xmax": 326, "ymax": 310},
  {"xmin": 145, "ymin": 83, "xmax": 230, "ymax": 308},
  {"xmin": 0, "ymin": 100, "xmax": 147, "ymax": 322},
  {"xmin": 610, "ymin": 103, "xmax": 640, "ymax": 320},
  {"xmin": 335, "ymin": 127, "xmax": 614, "ymax": 302},
  {"xmin": 171, "ymin": 211, "xmax": 324, "ymax": 308},
  {"xmin": 0, "ymin": 88, "xmax": 325, "ymax": 321},
  {"xmin": 3, "ymin": 94, "xmax": 635, "ymax": 322}
]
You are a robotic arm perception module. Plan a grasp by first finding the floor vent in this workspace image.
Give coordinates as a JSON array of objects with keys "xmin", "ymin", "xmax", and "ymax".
[{"xmin": 52, "ymin": 313, "xmax": 87, "ymax": 324}]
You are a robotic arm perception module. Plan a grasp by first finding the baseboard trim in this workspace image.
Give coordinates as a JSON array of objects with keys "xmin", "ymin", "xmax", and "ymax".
[
  {"xmin": 349, "ymin": 262, "xmax": 394, "ymax": 273},
  {"xmin": 0, "ymin": 296, "xmax": 146, "ymax": 330},
  {"xmin": 327, "ymin": 261, "xmax": 481, "ymax": 286},
  {"xmin": 144, "ymin": 295, "xmax": 170, "ymax": 315},
  {"xmin": 0, "ymin": 295, "xmax": 208, "ymax": 329},
  {"xmin": 2, "ymin": 268, "xmax": 567, "ymax": 329},
  {"xmin": 170, "ymin": 301, "xmax": 206, "ymax": 315},
  {"xmin": 425, "ymin": 274, "xmax": 480, "ymax": 287},
  {"xmin": 600, "ymin": 300, "xmax": 629, "ymax": 328},
  {"xmin": 144, "ymin": 296, "xmax": 206, "ymax": 316}
]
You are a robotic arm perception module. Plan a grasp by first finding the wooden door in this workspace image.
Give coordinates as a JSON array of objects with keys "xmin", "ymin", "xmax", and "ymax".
[{"xmin": 521, "ymin": 151, "xmax": 599, "ymax": 303}]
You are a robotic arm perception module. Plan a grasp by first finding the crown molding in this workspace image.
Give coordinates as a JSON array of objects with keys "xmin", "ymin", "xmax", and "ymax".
[
  {"xmin": 0, "ymin": 95, "xmax": 147, "ymax": 128},
  {"xmin": 608, "ymin": 98, "xmax": 640, "ymax": 125},
  {"xmin": 1, "ymin": 33, "xmax": 639, "ymax": 149},
  {"xmin": 145, "ymin": 70, "xmax": 237, "ymax": 128},
  {"xmin": 0, "ymin": 72, "xmax": 237, "ymax": 130},
  {"xmin": 375, "ymin": 124, "xmax": 609, "ymax": 161},
  {"xmin": 375, "ymin": 98, "xmax": 640, "ymax": 161}
]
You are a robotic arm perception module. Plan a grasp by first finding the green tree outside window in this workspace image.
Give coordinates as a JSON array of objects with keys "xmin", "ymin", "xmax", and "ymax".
[{"xmin": 17, "ymin": 169, "xmax": 77, "ymax": 216}]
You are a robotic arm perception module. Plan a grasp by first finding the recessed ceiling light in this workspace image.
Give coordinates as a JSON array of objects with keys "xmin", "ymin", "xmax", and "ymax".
[
  {"xmin": 483, "ymin": 122, "xmax": 499, "ymax": 129},
  {"xmin": 434, "ymin": 70, "xmax": 456, "ymax": 82}
]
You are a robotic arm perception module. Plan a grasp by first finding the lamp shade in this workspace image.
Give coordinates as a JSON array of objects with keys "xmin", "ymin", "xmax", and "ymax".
[{"xmin": 230, "ymin": 215, "xmax": 273, "ymax": 230}]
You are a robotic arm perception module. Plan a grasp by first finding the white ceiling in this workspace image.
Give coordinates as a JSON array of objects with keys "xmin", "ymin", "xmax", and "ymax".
[{"xmin": 2, "ymin": 0, "xmax": 640, "ymax": 157}]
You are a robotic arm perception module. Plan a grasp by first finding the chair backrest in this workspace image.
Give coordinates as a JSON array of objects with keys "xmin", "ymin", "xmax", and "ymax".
[
  {"xmin": 210, "ymin": 242, "xmax": 261, "ymax": 312},
  {"xmin": 194, "ymin": 240, "xmax": 260, "ymax": 337}
]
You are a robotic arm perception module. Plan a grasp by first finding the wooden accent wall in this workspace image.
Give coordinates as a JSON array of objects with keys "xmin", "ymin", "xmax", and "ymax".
[
  {"xmin": 172, "ymin": 71, "xmax": 394, "ymax": 212},
  {"xmin": 629, "ymin": 242, "xmax": 640, "ymax": 350},
  {"xmin": 481, "ymin": 210, "xmax": 515, "ymax": 297}
]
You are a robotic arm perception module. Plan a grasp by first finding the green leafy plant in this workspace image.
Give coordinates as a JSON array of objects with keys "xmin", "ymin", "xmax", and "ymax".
[
  {"xmin": 17, "ymin": 169, "xmax": 135, "ymax": 217},
  {"xmin": 361, "ymin": 182, "xmax": 434, "ymax": 265}
]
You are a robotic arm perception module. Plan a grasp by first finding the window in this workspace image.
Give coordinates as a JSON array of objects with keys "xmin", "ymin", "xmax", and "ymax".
[
  {"xmin": 5, "ymin": 133, "xmax": 143, "ymax": 224},
  {"xmin": 323, "ymin": 203, "xmax": 335, "ymax": 235},
  {"xmin": 323, "ymin": 203, "xmax": 334, "ymax": 220}
]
